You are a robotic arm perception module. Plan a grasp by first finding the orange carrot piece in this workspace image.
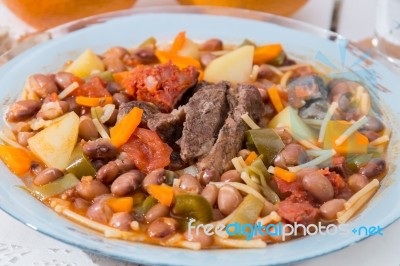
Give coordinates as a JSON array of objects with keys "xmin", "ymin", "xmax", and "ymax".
[
  {"xmin": 170, "ymin": 31, "xmax": 186, "ymax": 54},
  {"xmin": 253, "ymin": 44, "xmax": 283, "ymax": 65},
  {"xmin": 112, "ymin": 71, "xmax": 130, "ymax": 85},
  {"xmin": 110, "ymin": 107, "xmax": 143, "ymax": 148},
  {"xmin": 0, "ymin": 145, "xmax": 32, "ymax": 176},
  {"xmin": 75, "ymin": 96, "xmax": 113, "ymax": 107},
  {"xmin": 147, "ymin": 184, "xmax": 174, "ymax": 207},
  {"xmin": 267, "ymin": 86, "xmax": 284, "ymax": 112},
  {"xmin": 245, "ymin": 151, "xmax": 258, "ymax": 165},
  {"xmin": 106, "ymin": 197, "xmax": 134, "ymax": 212},
  {"xmin": 155, "ymin": 50, "xmax": 201, "ymax": 70},
  {"xmin": 275, "ymin": 167, "xmax": 297, "ymax": 183}
]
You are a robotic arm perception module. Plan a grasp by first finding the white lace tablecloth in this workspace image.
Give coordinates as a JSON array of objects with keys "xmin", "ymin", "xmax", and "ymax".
[{"xmin": 0, "ymin": 0, "xmax": 400, "ymax": 265}]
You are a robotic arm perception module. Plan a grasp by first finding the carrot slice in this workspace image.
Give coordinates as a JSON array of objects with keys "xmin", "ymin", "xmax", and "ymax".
[
  {"xmin": 253, "ymin": 44, "xmax": 283, "ymax": 65},
  {"xmin": 170, "ymin": 31, "xmax": 186, "ymax": 54},
  {"xmin": 155, "ymin": 50, "xmax": 201, "ymax": 70},
  {"xmin": 147, "ymin": 184, "xmax": 174, "ymax": 207},
  {"xmin": 110, "ymin": 107, "xmax": 143, "ymax": 148},
  {"xmin": 245, "ymin": 151, "xmax": 258, "ymax": 165},
  {"xmin": 275, "ymin": 167, "xmax": 297, "ymax": 183},
  {"xmin": 106, "ymin": 197, "xmax": 134, "ymax": 213},
  {"xmin": 112, "ymin": 71, "xmax": 130, "ymax": 85},
  {"xmin": 75, "ymin": 96, "xmax": 113, "ymax": 107},
  {"xmin": 267, "ymin": 86, "xmax": 284, "ymax": 112},
  {"xmin": 0, "ymin": 145, "xmax": 32, "ymax": 176}
]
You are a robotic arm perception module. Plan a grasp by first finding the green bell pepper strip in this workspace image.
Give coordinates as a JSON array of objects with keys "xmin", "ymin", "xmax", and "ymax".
[
  {"xmin": 246, "ymin": 128, "xmax": 285, "ymax": 167},
  {"xmin": 22, "ymin": 173, "xmax": 80, "ymax": 201},
  {"xmin": 172, "ymin": 194, "xmax": 213, "ymax": 224},
  {"xmin": 65, "ymin": 145, "xmax": 96, "ymax": 179}
]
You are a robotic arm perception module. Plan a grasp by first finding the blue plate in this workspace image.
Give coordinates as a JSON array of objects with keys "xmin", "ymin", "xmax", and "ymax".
[{"xmin": 0, "ymin": 6, "xmax": 399, "ymax": 266}]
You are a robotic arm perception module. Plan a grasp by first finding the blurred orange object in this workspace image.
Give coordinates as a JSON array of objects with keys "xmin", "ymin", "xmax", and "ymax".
[
  {"xmin": 2, "ymin": 0, "xmax": 137, "ymax": 30},
  {"xmin": 177, "ymin": 0, "xmax": 308, "ymax": 16}
]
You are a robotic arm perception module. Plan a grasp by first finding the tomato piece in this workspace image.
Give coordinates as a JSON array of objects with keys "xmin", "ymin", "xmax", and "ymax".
[
  {"xmin": 121, "ymin": 128, "xmax": 172, "ymax": 174},
  {"xmin": 72, "ymin": 76, "xmax": 110, "ymax": 97}
]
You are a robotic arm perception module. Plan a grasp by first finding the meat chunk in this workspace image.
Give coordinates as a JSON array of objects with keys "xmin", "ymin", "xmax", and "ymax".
[
  {"xmin": 179, "ymin": 82, "xmax": 229, "ymax": 164},
  {"xmin": 287, "ymin": 74, "xmax": 328, "ymax": 109},
  {"xmin": 277, "ymin": 193, "xmax": 319, "ymax": 226},
  {"xmin": 197, "ymin": 84, "xmax": 263, "ymax": 174},
  {"xmin": 120, "ymin": 62, "xmax": 199, "ymax": 112},
  {"xmin": 117, "ymin": 101, "xmax": 160, "ymax": 128}
]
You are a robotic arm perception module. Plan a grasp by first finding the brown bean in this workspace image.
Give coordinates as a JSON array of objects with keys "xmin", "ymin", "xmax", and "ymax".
[
  {"xmin": 320, "ymin": 199, "xmax": 346, "ymax": 220},
  {"xmin": 59, "ymin": 101, "xmax": 70, "ymax": 113},
  {"xmin": 134, "ymin": 47, "xmax": 157, "ymax": 65},
  {"xmin": 220, "ymin": 170, "xmax": 241, "ymax": 183},
  {"xmin": 6, "ymin": 100, "xmax": 41, "ymax": 122},
  {"xmin": 179, "ymin": 174, "xmax": 202, "ymax": 194},
  {"xmin": 147, "ymin": 217, "xmax": 178, "ymax": 239},
  {"xmin": 217, "ymin": 185, "xmax": 243, "ymax": 216},
  {"xmin": 73, "ymin": 197, "xmax": 90, "ymax": 211},
  {"xmin": 360, "ymin": 130, "xmax": 380, "ymax": 142},
  {"xmin": 29, "ymin": 74, "xmax": 58, "ymax": 98},
  {"xmin": 348, "ymin": 173, "xmax": 369, "ymax": 192},
  {"xmin": 199, "ymin": 38, "xmax": 223, "ymax": 51},
  {"xmin": 96, "ymin": 161, "xmax": 120, "ymax": 184},
  {"xmin": 200, "ymin": 53, "xmax": 217, "ymax": 67},
  {"xmin": 142, "ymin": 169, "xmax": 165, "ymax": 192},
  {"xmin": 201, "ymin": 184, "xmax": 218, "ymax": 206},
  {"xmin": 302, "ymin": 172, "xmax": 334, "ymax": 203},
  {"xmin": 30, "ymin": 162, "xmax": 44, "ymax": 176},
  {"xmin": 79, "ymin": 117, "xmax": 99, "ymax": 140},
  {"xmin": 111, "ymin": 170, "xmax": 144, "ymax": 197},
  {"xmin": 274, "ymin": 143, "xmax": 309, "ymax": 169},
  {"xmin": 115, "ymin": 152, "xmax": 135, "ymax": 172},
  {"xmin": 103, "ymin": 57, "xmax": 126, "ymax": 72},
  {"xmin": 104, "ymin": 46, "xmax": 129, "ymax": 59},
  {"xmin": 258, "ymin": 88, "xmax": 268, "ymax": 102},
  {"xmin": 273, "ymin": 127, "xmax": 293, "ymax": 145},
  {"xmin": 184, "ymin": 228, "xmax": 214, "ymax": 248},
  {"xmin": 34, "ymin": 167, "xmax": 64, "ymax": 186},
  {"xmin": 13, "ymin": 122, "xmax": 31, "ymax": 133},
  {"xmin": 109, "ymin": 212, "xmax": 133, "ymax": 231},
  {"xmin": 36, "ymin": 101, "xmax": 64, "ymax": 120},
  {"xmin": 76, "ymin": 177, "xmax": 110, "ymax": 200},
  {"xmin": 86, "ymin": 200, "xmax": 113, "ymax": 224},
  {"xmin": 359, "ymin": 158, "xmax": 386, "ymax": 179},
  {"xmin": 64, "ymin": 96, "xmax": 80, "ymax": 114},
  {"xmin": 238, "ymin": 149, "xmax": 251, "ymax": 159},
  {"xmin": 361, "ymin": 116, "xmax": 385, "ymax": 132},
  {"xmin": 82, "ymin": 138, "xmax": 118, "ymax": 159},
  {"xmin": 145, "ymin": 203, "xmax": 170, "ymax": 224},
  {"xmin": 17, "ymin": 131, "xmax": 35, "ymax": 146},
  {"xmin": 112, "ymin": 92, "xmax": 130, "ymax": 108},
  {"xmin": 198, "ymin": 168, "xmax": 219, "ymax": 185},
  {"xmin": 55, "ymin": 72, "xmax": 77, "ymax": 89},
  {"xmin": 104, "ymin": 109, "xmax": 118, "ymax": 127}
]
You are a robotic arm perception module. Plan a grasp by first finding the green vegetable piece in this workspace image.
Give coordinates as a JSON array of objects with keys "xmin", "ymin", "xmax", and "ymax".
[
  {"xmin": 173, "ymin": 194, "xmax": 213, "ymax": 224},
  {"xmin": 65, "ymin": 145, "xmax": 96, "ymax": 179},
  {"xmin": 268, "ymin": 51, "xmax": 286, "ymax": 66},
  {"xmin": 25, "ymin": 173, "xmax": 80, "ymax": 200},
  {"xmin": 240, "ymin": 38, "xmax": 256, "ymax": 47},
  {"xmin": 94, "ymin": 71, "xmax": 114, "ymax": 82},
  {"xmin": 227, "ymin": 194, "xmax": 264, "ymax": 238},
  {"xmin": 247, "ymin": 157, "xmax": 280, "ymax": 204},
  {"xmin": 246, "ymin": 128, "xmax": 285, "ymax": 167},
  {"xmin": 165, "ymin": 170, "xmax": 178, "ymax": 186},
  {"xmin": 347, "ymin": 154, "xmax": 373, "ymax": 172},
  {"xmin": 268, "ymin": 106, "xmax": 318, "ymax": 143},
  {"xmin": 138, "ymin": 37, "xmax": 156, "ymax": 48}
]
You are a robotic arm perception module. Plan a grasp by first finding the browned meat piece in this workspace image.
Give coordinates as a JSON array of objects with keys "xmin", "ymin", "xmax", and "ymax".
[
  {"xmin": 329, "ymin": 155, "xmax": 352, "ymax": 178},
  {"xmin": 117, "ymin": 101, "xmax": 160, "ymax": 128},
  {"xmin": 277, "ymin": 193, "xmax": 319, "ymax": 226},
  {"xmin": 179, "ymin": 82, "xmax": 229, "ymax": 164},
  {"xmin": 147, "ymin": 107, "xmax": 186, "ymax": 170},
  {"xmin": 148, "ymin": 107, "xmax": 185, "ymax": 145},
  {"xmin": 197, "ymin": 84, "xmax": 263, "ymax": 174},
  {"xmin": 120, "ymin": 62, "xmax": 199, "ymax": 112}
]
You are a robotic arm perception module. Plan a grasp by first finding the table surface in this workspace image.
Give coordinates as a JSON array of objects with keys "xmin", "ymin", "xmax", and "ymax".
[{"xmin": 1, "ymin": 0, "xmax": 399, "ymax": 265}]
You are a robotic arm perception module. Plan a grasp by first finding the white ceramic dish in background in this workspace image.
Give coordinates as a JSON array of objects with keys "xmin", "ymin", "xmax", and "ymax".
[{"xmin": 0, "ymin": 6, "xmax": 399, "ymax": 266}]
